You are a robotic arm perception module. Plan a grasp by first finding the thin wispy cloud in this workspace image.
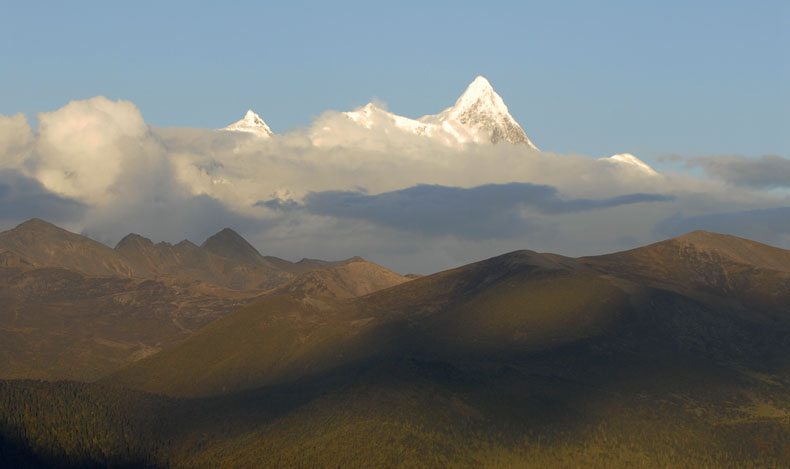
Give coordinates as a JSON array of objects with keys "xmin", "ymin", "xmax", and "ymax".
[{"xmin": 688, "ymin": 154, "xmax": 790, "ymax": 189}]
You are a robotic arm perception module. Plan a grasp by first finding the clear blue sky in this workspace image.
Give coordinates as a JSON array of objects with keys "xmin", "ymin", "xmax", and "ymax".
[{"xmin": 1, "ymin": 1, "xmax": 787, "ymax": 160}]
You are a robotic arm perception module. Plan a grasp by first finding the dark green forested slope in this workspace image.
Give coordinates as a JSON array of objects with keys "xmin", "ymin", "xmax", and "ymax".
[{"xmin": 3, "ymin": 349, "xmax": 790, "ymax": 467}]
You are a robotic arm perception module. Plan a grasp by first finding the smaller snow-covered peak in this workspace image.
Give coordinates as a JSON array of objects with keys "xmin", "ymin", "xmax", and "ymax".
[
  {"xmin": 343, "ymin": 102, "xmax": 381, "ymax": 129},
  {"xmin": 221, "ymin": 110, "xmax": 273, "ymax": 138},
  {"xmin": 601, "ymin": 153, "xmax": 658, "ymax": 175},
  {"xmin": 344, "ymin": 102, "xmax": 433, "ymax": 136}
]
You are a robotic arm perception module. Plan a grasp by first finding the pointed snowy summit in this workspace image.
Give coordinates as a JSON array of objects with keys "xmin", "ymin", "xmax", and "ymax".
[
  {"xmin": 221, "ymin": 110, "xmax": 273, "ymax": 138},
  {"xmin": 341, "ymin": 76, "xmax": 537, "ymax": 148},
  {"xmin": 420, "ymin": 76, "xmax": 537, "ymax": 148}
]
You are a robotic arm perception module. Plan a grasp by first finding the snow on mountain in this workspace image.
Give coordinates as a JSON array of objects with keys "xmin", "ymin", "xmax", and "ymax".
[
  {"xmin": 600, "ymin": 153, "xmax": 657, "ymax": 175},
  {"xmin": 221, "ymin": 110, "xmax": 273, "ymax": 138},
  {"xmin": 216, "ymin": 83, "xmax": 661, "ymax": 183},
  {"xmin": 343, "ymin": 76, "xmax": 538, "ymax": 148}
]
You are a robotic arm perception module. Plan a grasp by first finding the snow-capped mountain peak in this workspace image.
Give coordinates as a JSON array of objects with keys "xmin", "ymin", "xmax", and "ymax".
[
  {"xmin": 419, "ymin": 76, "xmax": 536, "ymax": 148},
  {"xmin": 344, "ymin": 102, "xmax": 434, "ymax": 136},
  {"xmin": 446, "ymin": 76, "xmax": 507, "ymax": 121},
  {"xmin": 221, "ymin": 110, "xmax": 273, "ymax": 138},
  {"xmin": 337, "ymin": 76, "xmax": 538, "ymax": 148}
]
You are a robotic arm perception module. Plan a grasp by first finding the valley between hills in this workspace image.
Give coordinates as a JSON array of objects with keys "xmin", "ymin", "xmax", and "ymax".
[{"xmin": 2, "ymin": 219, "xmax": 790, "ymax": 467}]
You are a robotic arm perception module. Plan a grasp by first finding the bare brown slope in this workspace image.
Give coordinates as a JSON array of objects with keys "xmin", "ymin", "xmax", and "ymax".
[
  {"xmin": 0, "ymin": 265, "xmax": 262, "ymax": 381},
  {"xmin": 200, "ymin": 227, "xmax": 362, "ymax": 276},
  {"xmin": 0, "ymin": 220, "xmax": 408, "ymax": 382},
  {"xmin": 115, "ymin": 233, "xmax": 292, "ymax": 291},
  {"xmin": 585, "ymin": 230, "xmax": 790, "ymax": 275},
  {"xmin": 0, "ymin": 219, "xmax": 140, "ymax": 277},
  {"xmin": 200, "ymin": 228, "xmax": 275, "ymax": 268},
  {"xmin": 582, "ymin": 230, "xmax": 790, "ymax": 318},
  {"xmin": 271, "ymin": 259, "xmax": 411, "ymax": 299}
]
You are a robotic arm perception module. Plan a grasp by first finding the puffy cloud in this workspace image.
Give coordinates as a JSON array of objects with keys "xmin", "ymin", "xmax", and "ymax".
[
  {"xmin": 0, "ymin": 96, "xmax": 788, "ymax": 273},
  {"xmin": 33, "ymin": 96, "xmax": 156, "ymax": 204},
  {"xmin": 157, "ymin": 121, "xmax": 669, "ymax": 214}
]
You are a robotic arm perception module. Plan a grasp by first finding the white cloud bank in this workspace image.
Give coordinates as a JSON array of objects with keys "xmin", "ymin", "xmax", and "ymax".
[{"xmin": 0, "ymin": 96, "xmax": 787, "ymax": 273}]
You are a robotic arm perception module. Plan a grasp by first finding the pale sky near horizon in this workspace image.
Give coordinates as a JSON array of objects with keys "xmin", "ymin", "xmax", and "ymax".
[{"xmin": 1, "ymin": 1, "xmax": 788, "ymax": 163}]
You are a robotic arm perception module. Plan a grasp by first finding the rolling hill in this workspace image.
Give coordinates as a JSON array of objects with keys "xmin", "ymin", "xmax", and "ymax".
[{"xmin": 111, "ymin": 232, "xmax": 790, "ymax": 398}]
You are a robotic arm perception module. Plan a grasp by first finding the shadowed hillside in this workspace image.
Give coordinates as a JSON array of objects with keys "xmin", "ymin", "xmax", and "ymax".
[{"xmin": 110, "ymin": 250, "xmax": 633, "ymax": 397}]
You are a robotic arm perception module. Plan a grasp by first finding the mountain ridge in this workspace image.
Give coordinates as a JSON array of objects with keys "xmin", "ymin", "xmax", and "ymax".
[
  {"xmin": 0, "ymin": 218, "xmax": 406, "ymax": 381},
  {"xmin": 110, "ymin": 229, "xmax": 790, "ymax": 398},
  {"xmin": 0, "ymin": 218, "xmax": 140, "ymax": 277},
  {"xmin": 217, "ymin": 76, "xmax": 662, "ymax": 174}
]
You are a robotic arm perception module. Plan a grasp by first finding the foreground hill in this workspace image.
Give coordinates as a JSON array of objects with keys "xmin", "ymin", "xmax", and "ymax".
[
  {"xmin": 3, "ymin": 230, "xmax": 790, "ymax": 466},
  {"xmin": 110, "ymin": 250, "xmax": 630, "ymax": 397}
]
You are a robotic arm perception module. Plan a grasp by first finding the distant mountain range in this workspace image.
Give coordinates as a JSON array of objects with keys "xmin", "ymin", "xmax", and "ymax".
[{"xmin": 220, "ymin": 76, "xmax": 656, "ymax": 173}]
